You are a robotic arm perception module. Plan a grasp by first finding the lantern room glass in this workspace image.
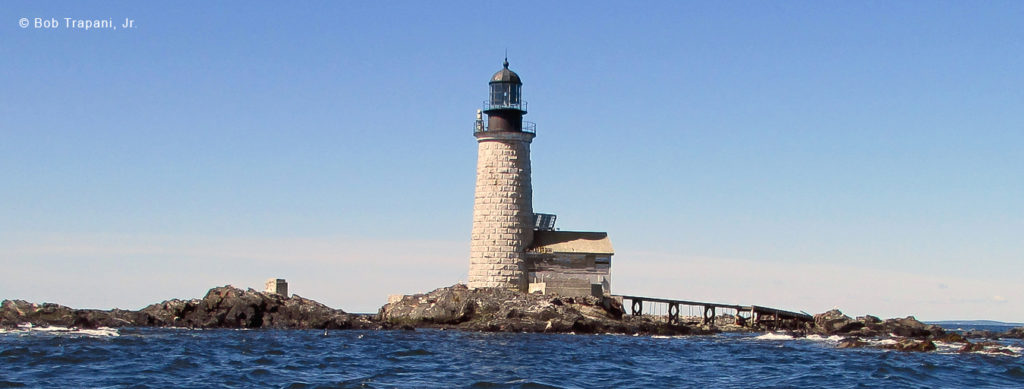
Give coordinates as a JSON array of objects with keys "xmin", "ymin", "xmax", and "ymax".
[{"xmin": 490, "ymin": 83, "xmax": 521, "ymax": 108}]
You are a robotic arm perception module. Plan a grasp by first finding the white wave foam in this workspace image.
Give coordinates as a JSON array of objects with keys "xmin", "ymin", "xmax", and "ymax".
[
  {"xmin": 802, "ymin": 335, "xmax": 843, "ymax": 342},
  {"xmin": 34, "ymin": 326, "xmax": 72, "ymax": 333},
  {"xmin": 2, "ymin": 325, "xmax": 119, "ymax": 337},
  {"xmin": 874, "ymin": 339, "xmax": 898, "ymax": 346},
  {"xmin": 755, "ymin": 333, "xmax": 794, "ymax": 341},
  {"xmin": 932, "ymin": 341, "xmax": 962, "ymax": 354},
  {"xmin": 76, "ymin": 327, "xmax": 119, "ymax": 337},
  {"xmin": 972, "ymin": 344, "xmax": 1023, "ymax": 357},
  {"xmin": 978, "ymin": 349, "xmax": 1021, "ymax": 357}
]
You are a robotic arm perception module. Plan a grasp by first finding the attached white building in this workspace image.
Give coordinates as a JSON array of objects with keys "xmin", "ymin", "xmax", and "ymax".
[{"xmin": 526, "ymin": 228, "xmax": 614, "ymax": 297}]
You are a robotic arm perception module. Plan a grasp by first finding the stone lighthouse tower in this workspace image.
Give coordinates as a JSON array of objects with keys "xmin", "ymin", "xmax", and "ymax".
[{"xmin": 469, "ymin": 59, "xmax": 536, "ymax": 291}]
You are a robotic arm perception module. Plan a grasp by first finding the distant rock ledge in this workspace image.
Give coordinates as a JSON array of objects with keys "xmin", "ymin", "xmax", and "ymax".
[{"xmin": 812, "ymin": 309, "xmax": 1022, "ymax": 354}]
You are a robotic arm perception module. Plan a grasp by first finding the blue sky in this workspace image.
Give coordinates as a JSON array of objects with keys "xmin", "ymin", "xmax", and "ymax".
[{"xmin": 2, "ymin": 2, "xmax": 1022, "ymax": 321}]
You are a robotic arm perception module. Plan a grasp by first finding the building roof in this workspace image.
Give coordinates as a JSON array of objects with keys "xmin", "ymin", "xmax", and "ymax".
[
  {"xmin": 490, "ymin": 58, "xmax": 522, "ymax": 84},
  {"xmin": 529, "ymin": 231, "xmax": 614, "ymax": 255}
]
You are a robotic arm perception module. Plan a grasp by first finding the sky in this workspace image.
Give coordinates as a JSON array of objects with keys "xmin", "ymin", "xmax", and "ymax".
[{"xmin": 2, "ymin": 2, "xmax": 1022, "ymax": 321}]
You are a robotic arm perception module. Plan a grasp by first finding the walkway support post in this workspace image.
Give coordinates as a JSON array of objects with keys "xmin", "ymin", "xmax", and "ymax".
[
  {"xmin": 703, "ymin": 305, "xmax": 716, "ymax": 326},
  {"xmin": 668, "ymin": 303, "xmax": 679, "ymax": 324}
]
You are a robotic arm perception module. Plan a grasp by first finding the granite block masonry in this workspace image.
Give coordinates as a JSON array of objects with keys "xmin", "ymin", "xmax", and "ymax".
[{"xmin": 469, "ymin": 132, "xmax": 534, "ymax": 290}]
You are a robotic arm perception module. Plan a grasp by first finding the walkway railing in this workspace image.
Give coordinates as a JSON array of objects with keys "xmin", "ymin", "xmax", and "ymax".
[
  {"xmin": 473, "ymin": 119, "xmax": 536, "ymax": 135},
  {"xmin": 614, "ymin": 294, "xmax": 814, "ymax": 330},
  {"xmin": 483, "ymin": 100, "xmax": 527, "ymax": 112}
]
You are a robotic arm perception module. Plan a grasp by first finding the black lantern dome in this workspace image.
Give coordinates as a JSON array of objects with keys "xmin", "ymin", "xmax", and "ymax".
[{"xmin": 490, "ymin": 58, "xmax": 522, "ymax": 84}]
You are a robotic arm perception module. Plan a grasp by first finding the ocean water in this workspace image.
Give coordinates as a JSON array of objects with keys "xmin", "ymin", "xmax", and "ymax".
[{"xmin": 1, "ymin": 327, "xmax": 1023, "ymax": 388}]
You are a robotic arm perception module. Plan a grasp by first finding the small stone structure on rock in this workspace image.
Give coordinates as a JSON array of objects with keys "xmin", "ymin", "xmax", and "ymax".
[{"xmin": 265, "ymin": 278, "xmax": 288, "ymax": 297}]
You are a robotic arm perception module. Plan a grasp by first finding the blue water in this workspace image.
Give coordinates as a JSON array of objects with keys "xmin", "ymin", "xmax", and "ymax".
[
  {"xmin": 2, "ymin": 328, "xmax": 1023, "ymax": 388},
  {"xmin": 941, "ymin": 324, "xmax": 1020, "ymax": 334}
]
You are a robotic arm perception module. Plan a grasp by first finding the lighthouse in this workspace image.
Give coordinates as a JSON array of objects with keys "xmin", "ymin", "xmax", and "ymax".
[{"xmin": 468, "ymin": 59, "xmax": 536, "ymax": 291}]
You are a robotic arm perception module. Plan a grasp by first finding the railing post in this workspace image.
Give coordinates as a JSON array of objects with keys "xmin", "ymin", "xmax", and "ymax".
[
  {"xmin": 702, "ymin": 305, "xmax": 716, "ymax": 326},
  {"xmin": 631, "ymin": 299, "xmax": 643, "ymax": 316}
]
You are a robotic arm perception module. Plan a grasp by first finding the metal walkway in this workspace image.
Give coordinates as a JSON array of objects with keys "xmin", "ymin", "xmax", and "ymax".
[{"xmin": 614, "ymin": 294, "xmax": 814, "ymax": 329}]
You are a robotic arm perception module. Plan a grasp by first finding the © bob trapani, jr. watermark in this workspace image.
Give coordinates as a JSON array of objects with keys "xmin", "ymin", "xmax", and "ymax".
[{"xmin": 18, "ymin": 17, "xmax": 137, "ymax": 31}]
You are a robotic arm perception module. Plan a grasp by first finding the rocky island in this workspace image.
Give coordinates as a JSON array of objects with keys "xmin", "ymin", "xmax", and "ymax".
[
  {"xmin": 379, "ymin": 284, "xmax": 707, "ymax": 335},
  {"xmin": 1, "ymin": 285, "xmax": 376, "ymax": 331},
  {"xmin": 2, "ymin": 284, "xmax": 1022, "ymax": 355}
]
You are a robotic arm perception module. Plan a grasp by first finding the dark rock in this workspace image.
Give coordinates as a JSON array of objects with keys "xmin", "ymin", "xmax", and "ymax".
[
  {"xmin": 379, "ymin": 284, "xmax": 700, "ymax": 335},
  {"xmin": 138, "ymin": 285, "xmax": 376, "ymax": 329},
  {"xmin": 934, "ymin": 333, "xmax": 968, "ymax": 343},
  {"xmin": 837, "ymin": 338, "xmax": 868, "ymax": 349},
  {"xmin": 963, "ymin": 329, "xmax": 999, "ymax": 340},
  {"xmin": 846, "ymin": 327, "xmax": 881, "ymax": 338},
  {"xmin": 884, "ymin": 339, "xmax": 937, "ymax": 352},
  {"xmin": 860, "ymin": 316, "xmax": 885, "ymax": 334},
  {"xmin": 1, "ymin": 300, "xmax": 75, "ymax": 328},
  {"xmin": 379, "ymin": 284, "xmax": 475, "ymax": 326},
  {"xmin": 137, "ymin": 298, "xmax": 197, "ymax": 327},
  {"xmin": 3, "ymin": 285, "xmax": 378, "ymax": 330},
  {"xmin": 811, "ymin": 311, "xmax": 940, "ymax": 339},
  {"xmin": 999, "ymin": 327, "xmax": 1024, "ymax": 339},
  {"xmin": 1, "ymin": 300, "xmax": 145, "ymax": 330},
  {"xmin": 959, "ymin": 342, "xmax": 986, "ymax": 353},
  {"xmin": 857, "ymin": 315, "xmax": 882, "ymax": 325},
  {"xmin": 812, "ymin": 309, "xmax": 864, "ymax": 334},
  {"xmin": 808, "ymin": 309, "xmax": 960, "ymax": 353},
  {"xmin": 881, "ymin": 316, "xmax": 940, "ymax": 338},
  {"xmin": 962, "ymin": 341, "xmax": 1015, "ymax": 355},
  {"xmin": 72, "ymin": 309, "xmax": 139, "ymax": 329},
  {"xmin": 924, "ymin": 324, "xmax": 945, "ymax": 337}
]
